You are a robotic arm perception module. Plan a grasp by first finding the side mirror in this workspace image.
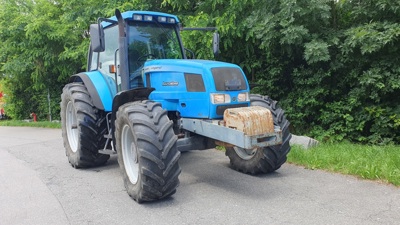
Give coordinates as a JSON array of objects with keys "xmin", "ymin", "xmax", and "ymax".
[
  {"xmin": 213, "ymin": 32, "xmax": 220, "ymax": 57},
  {"xmin": 90, "ymin": 24, "xmax": 105, "ymax": 52}
]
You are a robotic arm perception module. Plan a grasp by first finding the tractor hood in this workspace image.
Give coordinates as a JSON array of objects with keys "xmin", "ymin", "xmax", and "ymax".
[
  {"xmin": 143, "ymin": 59, "xmax": 250, "ymax": 119},
  {"xmin": 143, "ymin": 59, "xmax": 242, "ymax": 74}
]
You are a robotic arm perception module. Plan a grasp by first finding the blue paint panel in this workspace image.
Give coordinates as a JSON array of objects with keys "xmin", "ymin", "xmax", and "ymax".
[
  {"xmin": 151, "ymin": 92, "xmax": 210, "ymax": 118},
  {"xmin": 148, "ymin": 70, "xmax": 210, "ymax": 118},
  {"xmin": 178, "ymin": 98, "xmax": 210, "ymax": 118},
  {"xmin": 150, "ymin": 72, "xmax": 187, "ymax": 92},
  {"xmin": 85, "ymin": 71, "xmax": 116, "ymax": 112}
]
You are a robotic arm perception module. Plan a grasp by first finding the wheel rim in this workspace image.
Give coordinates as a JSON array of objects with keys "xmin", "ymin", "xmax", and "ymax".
[
  {"xmin": 66, "ymin": 101, "xmax": 78, "ymax": 152},
  {"xmin": 121, "ymin": 124, "xmax": 139, "ymax": 184},
  {"xmin": 233, "ymin": 146, "xmax": 258, "ymax": 160}
]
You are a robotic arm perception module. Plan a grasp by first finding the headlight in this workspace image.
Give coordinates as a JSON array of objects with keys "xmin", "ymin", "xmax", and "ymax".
[
  {"xmin": 211, "ymin": 94, "xmax": 231, "ymax": 104},
  {"xmin": 237, "ymin": 92, "xmax": 249, "ymax": 102},
  {"xmin": 144, "ymin": 15, "xmax": 153, "ymax": 21},
  {"xmin": 133, "ymin": 15, "xmax": 143, "ymax": 21},
  {"xmin": 158, "ymin": 16, "xmax": 167, "ymax": 23},
  {"xmin": 168, "ymin": 18, "xmax": 176, "ymax": 23}
]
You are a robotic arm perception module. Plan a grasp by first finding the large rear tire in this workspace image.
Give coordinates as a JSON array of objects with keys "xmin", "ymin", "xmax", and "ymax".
[
  {"xmin": 60, "ymin": 83, "xmax": 110, "ymax": 168},
  {"xmin": 225, "ymin": 94, "xmax": 291, "ymax": 174},
  {"xmin": 115, "ymin": 101, "xmax": 181, "ymax": 203}
]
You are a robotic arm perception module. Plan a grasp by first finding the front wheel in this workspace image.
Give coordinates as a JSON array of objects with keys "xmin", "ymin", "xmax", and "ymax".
[
  {"xmin": 115, "ymin": 101, "xmax": 181, "ymax": 203},
  {"xmin": 225, "ymin": 94, "xmax": 291, "ymax": 174},
  {"xmin": 60, "ymin": 83, "xmax": 110, "ymax": 168}
]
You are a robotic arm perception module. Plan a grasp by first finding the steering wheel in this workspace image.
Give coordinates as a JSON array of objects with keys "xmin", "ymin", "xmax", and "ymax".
[{"xmin": 136, "ymin": 54, "xmax": 157, "ymax": 65}]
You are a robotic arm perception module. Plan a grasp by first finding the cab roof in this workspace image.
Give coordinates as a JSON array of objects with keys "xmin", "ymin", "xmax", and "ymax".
[{"xmin": 103, "ymin": 10, "xmax": 180, "ymax": 26}]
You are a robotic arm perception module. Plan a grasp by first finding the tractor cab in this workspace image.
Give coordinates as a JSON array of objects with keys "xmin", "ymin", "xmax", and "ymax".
[
  {"xmin": 88, "ymin": 11, "xmax": 219, "ymax": 89},
  {"xmin": 89, "ymin": 11, "xmax": 184, "ymax": 90}
]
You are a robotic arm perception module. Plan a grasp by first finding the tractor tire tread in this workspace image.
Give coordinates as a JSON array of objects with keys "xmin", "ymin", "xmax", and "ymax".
[
  {"xmin": 115, "ymin": 101, "xmax": 180, "ymax": 203},
  {"xmin": 226, "ymin": 94, "xmax": 291, "ymax": 174},
  {"xmin": 60, "ymin": 83, "xmax": 109, "ymax": 168}
]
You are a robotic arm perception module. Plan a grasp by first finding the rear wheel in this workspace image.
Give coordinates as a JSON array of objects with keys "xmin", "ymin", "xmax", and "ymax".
[
  {"xmin": 60, "ymin": 83, "xmax": 110, "ymax": 168},
  {"xmin": 115, "ymin": 101, "xmax": 181, "ymax": 203},
  {"xmin": 225, "ymin": 94, "xmax": 291, "ymax": 174}
]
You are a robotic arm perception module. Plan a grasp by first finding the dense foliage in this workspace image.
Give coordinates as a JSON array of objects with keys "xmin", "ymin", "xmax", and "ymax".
[{"xmin": 0, "ymin": 0, "xmax": 398, "ymax": 144}]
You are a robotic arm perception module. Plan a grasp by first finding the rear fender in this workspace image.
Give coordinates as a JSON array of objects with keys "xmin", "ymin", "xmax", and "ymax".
[{"xmin": 69, "ymin": 71, "xmax": 116, "ymax": 111}]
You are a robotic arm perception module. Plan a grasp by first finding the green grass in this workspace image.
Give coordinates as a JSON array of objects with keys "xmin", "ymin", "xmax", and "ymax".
[
  {"xmin": 288, "ymin": 143, "xmax": 400, "ymax": 186},
  {"xmin": 0, "ymin": 120, "xmax": 61, "ymax": 129}
]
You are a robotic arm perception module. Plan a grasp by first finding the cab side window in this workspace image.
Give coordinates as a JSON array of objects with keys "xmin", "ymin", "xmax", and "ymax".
[
  {"xmin": 89, "ymin": 52, "xmax": 98, "ymax": 71},
  {"xmin": 98, "ymin": 25, "xmax": 119, "ymax": 77}
]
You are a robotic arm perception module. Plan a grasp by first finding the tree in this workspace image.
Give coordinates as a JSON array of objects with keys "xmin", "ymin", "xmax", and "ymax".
[
  {"xmin": 164, "ymin": 0, "xmax": 400, "ymax": 144},
  {"xmin": 0, "ymin": 0, "xmax": 398, "ymax": 143}
]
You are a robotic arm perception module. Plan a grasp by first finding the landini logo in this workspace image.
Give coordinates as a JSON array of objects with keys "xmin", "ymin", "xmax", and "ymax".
[{"xmin": 162, "ymin": 81, "xmax": 179, "ymax": 86}]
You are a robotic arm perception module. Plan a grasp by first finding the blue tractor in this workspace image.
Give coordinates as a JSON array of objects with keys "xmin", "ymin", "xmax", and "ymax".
[{"xmin": 60, "ymin": 9, "xmax": 291, "ymax": 203}]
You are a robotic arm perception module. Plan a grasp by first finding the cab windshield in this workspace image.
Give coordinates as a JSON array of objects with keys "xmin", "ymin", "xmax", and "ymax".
[
  {"xmin": 127, "ymin": 22, "xmax": 183, "ymax": 71},
  {"xmin": 127, "ymin": 22, "xmax": 183, "ymax": 88}
]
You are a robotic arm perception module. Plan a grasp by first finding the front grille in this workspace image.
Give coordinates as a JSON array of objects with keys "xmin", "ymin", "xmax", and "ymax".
[
  {"xmin": 216, "ymin": 104, "xmax": 248, "ymax": 115},
  {"xmin": 211, "ymin": 67, "xmax": 247, "ymax": 91}
]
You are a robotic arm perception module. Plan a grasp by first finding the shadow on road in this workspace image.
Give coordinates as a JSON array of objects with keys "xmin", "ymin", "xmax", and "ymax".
[{"xmin": 177, "ymin": 150, "xmax": 288, "ymax": 200}]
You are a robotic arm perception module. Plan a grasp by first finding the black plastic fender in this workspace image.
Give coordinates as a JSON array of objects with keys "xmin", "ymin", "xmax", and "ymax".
[{"xmin": 110, "ymin": 87, "xmax": 155, "ymax": 148}]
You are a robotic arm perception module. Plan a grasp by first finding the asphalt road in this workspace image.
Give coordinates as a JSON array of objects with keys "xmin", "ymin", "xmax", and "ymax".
[{"xmin": 0, "ymin": 126, "xmax": 399, "ymax": 225}]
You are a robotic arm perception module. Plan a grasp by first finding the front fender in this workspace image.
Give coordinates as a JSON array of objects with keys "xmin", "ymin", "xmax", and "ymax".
[
  {"xmin": 110, "ymin": 87, "xmax": 155, "ymax": 150},
  {"xmin": 69, "ymin": 71, "xmax": 117, "ymax": 112}
]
